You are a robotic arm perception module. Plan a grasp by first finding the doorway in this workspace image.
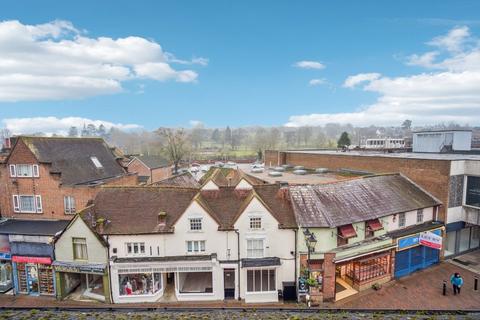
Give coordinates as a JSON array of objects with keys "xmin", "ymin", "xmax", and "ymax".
[
  {"xmin": 223, "ymin": 269, "xmax": 235, "ymax": 299},
  {"xmin": 26, "ymin": 264, "xmax": 39, "ymax": 295}
]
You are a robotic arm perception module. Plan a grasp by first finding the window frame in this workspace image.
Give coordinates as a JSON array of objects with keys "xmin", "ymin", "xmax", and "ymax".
[
  {"xmin": 246, "ymin": 268, "xmax": 276, "ymax": 293},
  {"xmin": 125, "ymin": 242, "xmax": 146, "ymax": 256},
  {"xmin": 398, "ymin": 212, "xmax": 406, "ymax": 228},
  {"xmin": 186, "ymin": 240, "xmax": 206, "ymax": 254},
  {"xmin": 9, "ymin": 164, "xmax": 39, "ymax": 178},
  {"xmin": 189, "ymin": 217, "xmax": 203, "ymax": 231},
  {"xmin": 246, "ymin": 238, "xmax": 265, "ymax": 258},
  {"xmin": 12, "ymin": 194, "xmax": 42, "ymax": 213},
  {"xmin": 90, "ymin": 156, "xmax": 103, "ymax": 169},
  {"xmin": 416, "ymin": 209, "xmax": 424, "ymax": 224},
  {"xmin": 249, "ymin": 217, "xmax": 262, "ymax": 230},
  {"xmin": 64, "ymin": 196, "xmax": 76, "ymax": 215},
  {"xmin": 72, "ymin": 237, "xmax": 88, "ymax": 260}
]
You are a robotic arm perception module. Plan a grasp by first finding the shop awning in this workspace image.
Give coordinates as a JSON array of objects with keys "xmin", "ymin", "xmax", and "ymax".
[
  {"xmin": 366, "ymin": 219, "xmax": 383, "ymax": 231},
  {"xmin": 338, "ymin": 224, "xmax": 357, "ymax": 239},
  {"xmin": 12, "ymin": 256, "xmax": 51, "ymax": 265},
  {"xmin": 241, "ymin": 257, "xmax": 281, "ymax": 268}
]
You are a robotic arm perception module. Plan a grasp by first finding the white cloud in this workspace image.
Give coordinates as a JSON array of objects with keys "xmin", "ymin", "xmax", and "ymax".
[
  {"xmin": 294, "ymin": 60, "xmax": 325, "ymax": 70},
  {"xmin": 309, "ymin": 79, "xmax": 326, "ymax": 86},
  {"xmin": 189, "ymin": 120, "xmax": 204, "ymax": 127},
  {"xmin": 0, "ymin": 20, "xmax": 203, "ymax": 101},
  {"xmin": 286, "ymin": 26, "xmax": 480, "ymax": 127},
  {"xmin": 343, "ymin": 73, "xmax": 381, "ymax": 88},
  {"xmin": 2, "ymin": 116, "xmax": 141, "ymax": 135}
]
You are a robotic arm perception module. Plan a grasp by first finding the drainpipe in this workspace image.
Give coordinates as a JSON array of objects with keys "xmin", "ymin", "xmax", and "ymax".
[
  {"xmin": 106, "ymin": 235, "xmax": 113, "ymax": 304},
  {"xmin": 235, "ymin": 229, "xmax": 241, "ymax": 301},
  {"xmin": 294, "ymin": 228, "xmax": 298, "ymax": 302}
]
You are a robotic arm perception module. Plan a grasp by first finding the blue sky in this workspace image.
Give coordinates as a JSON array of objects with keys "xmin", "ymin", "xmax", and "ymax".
[{"xmin": 0, "ymin": 1, "xmax": 480, "ymax": 134}]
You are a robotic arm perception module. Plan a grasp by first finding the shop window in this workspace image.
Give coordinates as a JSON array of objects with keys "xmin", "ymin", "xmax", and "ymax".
[
  {"xmin": 459, "ymin": 228, "xmax": 471, "ymax": 253},
  {"xmin": 186, "ymin": 240, "xmax": 206, "ymax": 254},
  {"xmin": 64, "ymin": 196, "xmax": 76, "ymax": 214},
  {"xmin": 416, "ymin": 209, "xmax": 424, "ymax": 224},
  {"xmin": 466, "ymin": 176, "xmax": 480, "ymax": 208},
  {"xmin": 246, "ymin": 269, "xmax": 276, "ymax": 292},
  {"xmin": 398, "ymin": 213, "xmax": 406, "ymax": 228},
  {"xmin": 178, "ymin": 272, "xmax": 213, "ymax": 293},
  {"xmin": 189, "ymin": 218, "xmax": 202, "ymax": 231},
  {"xmin": 118, "ymin": 272, "xmax": 162, "ymax": 296},
  {"xmin": 246, "ymin": 239, "xmax": 264, "ymax": 258},
  {"xmin": 445, "ymin": 231, "xmax": 456, "ymax": 257},
  {"xmin": 73, "ymin": 237, "xmax": 88, "ymax": 260},
  {"xmin": 0, "ymin": 262, "xmax": 12, "ymax": 286},
  {"xmin": 345, "ymin": 253, "xmax": 390, "ymax": 284},
  {"xmin": 249, "ymin": 217, "xmax": 262, "ymax": 230},
  {"xmin": 13, "ymin": 195, "xmax": 42, "ymax": 213},
  {"xmin": 126, "ymin": 242, "xmax": 145, "ymax": 256}
]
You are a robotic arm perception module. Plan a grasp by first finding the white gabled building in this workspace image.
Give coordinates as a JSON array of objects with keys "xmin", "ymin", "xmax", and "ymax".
[{"xmin": 78, "ymin": 183, "xmax": 297, "ymax": 304}]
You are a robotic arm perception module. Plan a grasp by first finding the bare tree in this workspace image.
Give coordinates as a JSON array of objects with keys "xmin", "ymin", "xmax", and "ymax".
[{"xmin": 157, "ymin": 128, "xmax": 188, "ymax": 174}]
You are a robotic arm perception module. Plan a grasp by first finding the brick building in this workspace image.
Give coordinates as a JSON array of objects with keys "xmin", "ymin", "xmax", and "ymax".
[
  {"xmin": 0, "ymin": 136, "xmax": 138, "ymax": 221},
  {"xmin": 266, "ymin": 149, "xmax": 480, "ymax": 258},
  {"xmin": 126, "ymin": 155, "xmax": 172, "ymax": 184}
]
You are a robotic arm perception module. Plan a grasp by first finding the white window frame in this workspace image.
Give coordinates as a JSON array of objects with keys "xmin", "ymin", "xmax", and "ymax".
[
  {"xmin": 72, "ymin": 237, "xmax": 88, "ymax": 260},
  {"xmin": 189, "ymin": 218, "xmax": 203, "ymax": 231},
  {"xmin": 249, "ymin": 216, "xmax": 262, "ymax": 230},
  {"xmin": 12, "ymin": 195, "xmax": 42, "ymax": 213},
  {"xmin": 125, "ymin": 242, "xmax": 146, "ymax": 256},
  {"xmin": 398, "ymin": 212, "xmax": 406, "ymax": 228},
  {"xmin": 64, "ymin": 196, "xmax": 76, "ymax": 215},
  {"xmin": 246, "ymin": 238, "xmax": 265, "ymax": 258},
  {"xmin": 416, "ymin": 209, "xmax": 424, "ymax": 224},
  {"xmin": 186, "ymin": 240, "xmax": 206, "ymax": 254},
  {"xmin": 9, "ymin": 164, "xmax": 39, "ymax": 178},
  {"xmin": 246, "ymin": 268, "xmax": 276, "ymax": 293}
]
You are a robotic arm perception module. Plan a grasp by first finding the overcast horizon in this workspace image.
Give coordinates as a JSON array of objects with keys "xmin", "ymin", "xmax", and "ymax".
[{"xmin": 1, "ymin": 1, "xmax": 480, "ymax": 135}]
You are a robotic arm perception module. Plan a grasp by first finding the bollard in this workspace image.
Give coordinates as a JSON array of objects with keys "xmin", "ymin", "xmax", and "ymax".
[
  {"xmin": 443, "ymin": 280, "xmax": 447, "ymax": 296},
  {"xmin": 475, "ymin": 277, "xmax": 478, "ymax": 291}
]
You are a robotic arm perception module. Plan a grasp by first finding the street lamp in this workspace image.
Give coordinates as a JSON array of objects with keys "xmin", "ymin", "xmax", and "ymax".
[{"xmin": 304, "ymin": 229, "xmax": 317, "ymax": 279}]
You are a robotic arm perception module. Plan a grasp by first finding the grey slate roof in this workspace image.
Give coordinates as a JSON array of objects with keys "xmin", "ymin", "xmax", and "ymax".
[
  {"xmin": 0, "ymin": 219, "xmax": 69, "ymax": 236},
  {"xmin": 136, "ymin": 155, "xmax": 170, "ymax": 169},
  {"xmin": 290, "ymin": 174, "xmax": 442, "ymax": 228},
  {"xmin": 16, "ymin": 136, "xmax": 127, "ymax": 186}
]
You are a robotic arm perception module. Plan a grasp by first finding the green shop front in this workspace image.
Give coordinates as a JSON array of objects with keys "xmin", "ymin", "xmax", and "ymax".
[{"xmin": 54, "ymin": 261, "xmax": 111, "ymax": 303}]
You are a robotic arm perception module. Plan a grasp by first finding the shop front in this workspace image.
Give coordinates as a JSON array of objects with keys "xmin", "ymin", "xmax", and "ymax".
[
  {"xmin": 393, "ymin": 225, "xmax": 443, "ymax": 278},
  {"xmin": 111, "ymin": 255, "xmax": 222, "ymax": 303},
  {"xmin": 12, "ymin": 256, "xmax": 55, "ymax": 296},
  {"xmin": 0, "ymin": 235, "xmax": 13, "ymax": 293},
  {"xmin": 53, "ymin": 261, "xmax": 110, "ymax": 303}
]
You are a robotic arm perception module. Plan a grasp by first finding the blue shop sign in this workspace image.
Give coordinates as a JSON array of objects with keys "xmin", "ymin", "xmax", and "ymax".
[
  {"xmin": 0, "ymin": 252, "xmax": 11, "ymax": 260},
  {"xmin": 397, "ymin": 229, "xmax": 441, "ymax": 251}
]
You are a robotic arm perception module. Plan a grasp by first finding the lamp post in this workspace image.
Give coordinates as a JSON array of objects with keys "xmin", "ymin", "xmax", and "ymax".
[{"xmin": 304, "ymin": 229, "xmax": 317, "ymax": 279}]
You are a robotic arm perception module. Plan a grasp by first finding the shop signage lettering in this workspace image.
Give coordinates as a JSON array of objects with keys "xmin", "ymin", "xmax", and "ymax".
[
  {"xmin": 12, "ymin": 256, "xmax": 52, "ymax": 264},
  {"xmin": 0, "ymin": 252, "xmax": 11, "ymax": 260},
  {"xmin": 419, "ymin": 231, "xmax": 442, "ymax": 250},
  {"xmin": 397, "ymin": 229, "xmax": 442, "ymax": 251},
  {"xmin": 54, "ymin": 264, "xmax": 105, "ymax": 274}
]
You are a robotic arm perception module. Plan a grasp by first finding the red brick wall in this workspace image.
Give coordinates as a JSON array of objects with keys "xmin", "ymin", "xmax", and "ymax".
[
  {"xmin": 126, "ymin": 158, "xmax": 172, "ymax": 183},
  {"xmin": 0, "ymin": 140, "xmax": 138, "ymax": 220},
  {"xmin": 265, "ymin": 150, "xmax": 450, "ymax": 222},
  {"xmin": 322, "ymin": 252, "xmax": 336, "ymax": 302},
  {"xmin": 126, "ymin": 158, "xmax": 150, "ymax": 179},
  {"xmin": 151, "ymin": 166, "xmax": 172, "ymax": 183}
]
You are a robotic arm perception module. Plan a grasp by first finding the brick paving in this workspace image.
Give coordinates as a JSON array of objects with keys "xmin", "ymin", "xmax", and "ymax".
[
  {"xmin": 337, "ymin": 262, "xmax": 480, "ymax": 310},
  {"xmin": 0, "ymin": 261, "xmax": 479, "ymax": 311}
]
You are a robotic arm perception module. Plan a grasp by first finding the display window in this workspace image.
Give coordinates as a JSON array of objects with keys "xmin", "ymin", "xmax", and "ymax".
[
  {"xmin": 118, "ymin": 272, "xmax": 162, "ymax": 296},
  {"xmin": 345, "ymin": 252, "xmax": 390, "ymax": 284}
]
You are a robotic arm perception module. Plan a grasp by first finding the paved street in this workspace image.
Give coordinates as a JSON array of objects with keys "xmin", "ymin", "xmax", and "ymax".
[{"xmin": 338, "ymin": 259, "xmax": 480, "ymax": 310}]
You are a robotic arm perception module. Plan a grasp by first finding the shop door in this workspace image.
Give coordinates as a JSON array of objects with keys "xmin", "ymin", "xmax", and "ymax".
[
  {"xmin": 26, "ymin": 264, "xmax": 39, "ymax": 295},
  {"xmin": 223, "ymin": 269, "xmax": 235, "ymax": 299},
  {"xmin": 394, "ymin": 246, "xmax": 440, "ymax": 278}
]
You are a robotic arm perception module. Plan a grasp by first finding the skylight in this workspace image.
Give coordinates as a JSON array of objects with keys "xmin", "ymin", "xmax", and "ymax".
[{"xmin": 90, "ymin": 156, "xmax": 103, "ymax": 168}]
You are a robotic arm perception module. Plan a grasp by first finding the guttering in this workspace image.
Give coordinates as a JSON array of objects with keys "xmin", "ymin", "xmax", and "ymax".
[
  {"xmin": 106, "ymin": 235, "xmax": 113, "ymax": 304},
  {"xmin": 294, "ymin": 228, "xmax": 298, "ymax": 302},
  {"xmin": 235, "ymin": 229, "xmax": 240, "ymax": 301}
]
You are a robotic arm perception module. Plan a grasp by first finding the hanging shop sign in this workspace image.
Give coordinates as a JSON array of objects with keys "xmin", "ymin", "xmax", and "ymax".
[
  {"xmin": 419, "ymin": 231, "xmax": 442, "ymax": 250},
  {"xmin": 12, "ymin": 256, "xmax": 52, "ymax": 265}
]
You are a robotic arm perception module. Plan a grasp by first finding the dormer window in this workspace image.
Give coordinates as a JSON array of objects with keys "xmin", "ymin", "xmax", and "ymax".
[
  {"xmin": 189, "ymin": 218, "xmax": 202, "ymax": 231},
  {"xmin": 90, "ymin": 156, "xmax": 103, "ymax": 168},
  {"xmin": 249, "ymin": 217, "xmax": 262, "ymax": 230}
]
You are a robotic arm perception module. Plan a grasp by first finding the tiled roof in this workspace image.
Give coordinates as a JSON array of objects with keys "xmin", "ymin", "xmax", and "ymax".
[
  {"xmin": 150, "ymin": 172, "xmax": 200, "ymax": 188},
  {"xmin": 83, "ymin": 183, "xmax": 297, "ymax": 235},
  {"xmin": 15, "ymin": 136, "xmax": 128, "ymax": 186},
  {"xmin": 290, "ymin": 174, "xmax": 442, "ymax": 228},
  {"xmin": 135, "ymin": 155, "xmax": 170, "ymax": 169},
  {"xmin": 199, "ymin": 167, "xmax": 269, "ymax": 188}
]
